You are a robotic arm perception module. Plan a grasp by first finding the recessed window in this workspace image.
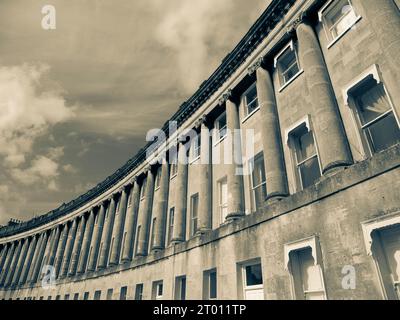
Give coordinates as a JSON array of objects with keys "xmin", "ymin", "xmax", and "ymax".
[
  {"xmin": 120, "ymin": 286, "xmax": 128, "ymax": 300},
  {"xmin": 288, "ymin": 247, "xmax": 327, "ymax": 300},
  {"xmin": 150, "ymin": 217, "xmax": 157, "ymax": 248},
  {"xmin": 250, "ymin": 153, "xmax": 267, "ymax": 211},
  {"xmin": 94, "ymin": 290, "xmax": 101, "ymax": 300},
  {"xmin": 350, "ymin": 80, "xmax": 400, "ymax": 155},
  {"xmin": 83, "ymin": 292, "xmax": 89, "ymax": 300},
  {"xmin": 288, "ymin": 123, "xmax": 322, "ymax": 190},
  {"xmin": 154, "ymin": 167, "xmax": 162, "ymax": 189},
  {"xmin": 275, "ymin": 42, "xmax": 301, "ymax": 88},
  {"xmin": 190, "ymin": 134, "xmax": 201, "ymax": 162},
  {"xmin": 174, "ymin": 276, "xmax": 186, "ymax": 300},
  {"xmin": 106, "ymin": 289, "xmax": 113, "ymax": 300},
  {"xmin": 135, "ymin": 284, "xmax": 144, "ymax": 300},
  {"xmin": 320, "ymin": 0, "xmax": 360, "ymax": 43},
  {"xmin": 190, "ymin": 193, "xmax": 199, "ymax": 237},
  {"xmin": 127, "ymin": 189, "xmax": 132, "ymax": 208},
  {"xmin": 55, "ymin": 295, "xmax": 60, "ymax": 300},
  {"xmin": 243, "ymin": 84, "xmax": 259, "ymax": 117},
  {"xmin": 73, "ymin": 293, "xmax": 79, "ymax": 300},
  {"xmin": 215, "ymin": 112, "xmax": 227, "ymax": 142},
  {"xmin": 134, "ymin": 226, "xmax": 141, "ymax": 256},
  {"xmin": 152, "ymin": 281, "xmax": 163, "ymax": 300},
  {"xmin": 64, "ymin": 294, "xmax": 70, "ymax": 300},
  {"xmin": 168, "ymin": 207, "xmax": 175, "ymax": 244},
  {"xmin": 203, "ymin": 269, "xmax": 217, "ymax": 300},
  {"xmin": 170, "ymin": 163, "xmax": 178, "ymax": 178},
  {"xmin": 218, "ymin": 177, "xmax": 228, "ymax": 224},
  {"xmin": 241, "ymin": 261, "xmax": 264, "ymax": 300}
]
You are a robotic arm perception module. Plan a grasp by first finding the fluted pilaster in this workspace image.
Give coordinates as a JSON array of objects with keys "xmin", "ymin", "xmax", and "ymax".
[
  {"xmin": 19, "ymin": 236, "xmax": 38, "ymax": 286},
  {"xmin": 87, "ymin": 203, "xmax": 106, "ymax": 271},
  {"xmin": 11, "ymin": 238, "xmax": 30, "ymax": 287},
  {"xmin": 30, "ymin": 232, "xmax": 49, "ymax": 284},
  {"xmin": 97, "ymin": 197, "xmax": 117, "ymax": 269},
  {"xmin": 59, "ymin": 219, "xmax": 78, "ymax": 278},
  {"xmin": 4, "ymin": 240, "xmax": 22, "ymax": 287},
  {"xmin": 0, "ymin": 242, "xmax": 16, "ymax": 286},
  {"xmin": 68, "ymin": 216, "xmax": 87, "ymax": 276},
  {"xmin": 54, "ymin": 224, "xmax": 69, "ymax": 278}
]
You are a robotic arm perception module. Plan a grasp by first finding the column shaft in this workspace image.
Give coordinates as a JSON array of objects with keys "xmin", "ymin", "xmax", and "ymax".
[
  {"xmin": 256, "ymin": 66, "xmax": 288, "ymax": 200},
  {"xmin": 26, "ymin": 234, "xmax": 44, "ymax": 283},
  {"xmin": 197, "ymin": 122, "xmax": 212, "ymax": 232},
  {"xmin": 226, "ymin": 99, "xmax": 245, "ymax": 219},
  {"xmin": 68, "ymin": 216, "xmax": 87, "ymax": 276},
  {"xmin": 136, "ymin": 169, "xmax": 155, "ymax": 256},
  {"xmin": 0, "ymin": 242, "xmax": 16, "ymax": 286},
  {"xmin": 4, "ymin": 241, "xmax": 22, "ymax": 287},
  {"xmin": 77, "ymin": 210, "xmax": 95, "ymax": 274},
  {"xmin": 19, "ymin": 236, "xmax": 38, "ymax": 285},
  {"xmin": 87, "ymin": 204, "xmax": 106, "ymax": 271},
  {"xmin": 59, "ymin": 220, "xmax": 78, "ymax": 278},
  {"xmin": 296, "ymin": 21, "xmax": 352, "ymax": 173},
  {"xmin": 39, "ymin": 229, "xmax": 56, "ymax": 280},
  {"xmin": 54, "ymin": 224, "xmax": 69, "ymax": 278},
  {"xmin": 121, "ymin": 181, "xmax": 140, "ymax": 262},
  {"xmin": 97, "ymin": 198, "xmax": 117, "ymax": 269},
  {"xmin": 171, "ymin": 143, "xmax": 189, "ymax": 243},
  {"xmin": 110, "ymin": 189, "xmax": 129, "ymax": 265},
  {"xmin": 152, "ymin": 164, "xmax": 170, "ymax": 250},
  {"xmin": 0, "ymin": 244, "xmax": 9, "ymax": 276},
  {"xmin": 11, "ymin": 238, "xmax": 30, "ymax": 287},
  {"xmin": 31, "ymin": 232, "xmax": 49, "ymax": 284}
]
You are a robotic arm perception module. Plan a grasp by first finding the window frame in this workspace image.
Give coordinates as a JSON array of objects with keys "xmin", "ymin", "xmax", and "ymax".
[
  {"xmin": 189, "ymin": 134, "xmax": 201, "ymax": 163},
  {"xmin": 168, "ymin": 207, "xmax": 175, "ymax": 244},
  {"xmin": 274, "ymin": 41, "xmax": 303, "ymax": 91},
  {"xmin": 214, "ymin": 112, "xmax": 228, "ymax": 145},
  {"xmin": 174, "ymin": 275, "xmax": 187, "ymax": 300},
  {"xmin": 153, "ymin": 280, "xmax": 164, "ymax": 300},
  {"xmin": 242, "ymin": 83, "xmax": 260, "ymax": 119},
  {"xmin": 203, "ymin": 268, "xmax": 217, "ymax": 300},
  {"xmin": 154, "ymin": 167, "xmax": 162, "ymax": 190},
  {"xmin": 140, "ymin": 178, "xmax": 147, "ymax": 201},
  {"xmin": 319, "ymin": 0, "xmax": 362, "ymax": 48},
  {"xmin": 343, "ymin": 66, "xmax": 400, "ymax": 158},
  {"xmin": 190, "ymin": 193, "xmax": 199, "ymax": 237},
  {"xmin": 134, "ymin": 283, "xmax": 144, "ymax": 301},
  {"xmin": 217, "ymin": 177, "xmax": 228, "ymax": 225},
  {"xmin": 249, "ymin": 152, "xmax": 267, "ymax": 211}
]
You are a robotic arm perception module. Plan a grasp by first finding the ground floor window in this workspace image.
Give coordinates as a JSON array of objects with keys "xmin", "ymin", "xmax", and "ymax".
[
  {"xmin": 203, "ymin": 269, "xmax": 217, "ymax": 300},
  {"xmin": 94, "ymin": 290, "xmax": 101, "ymax": 300},
  {"xmin": 174, "ymin": 275, "xmax": 187, "ymax": 300},
  {"xmin": 239, "ymin": 260, "xmax": 264, "ymax": 300},
  {"xmin": 152, "ymin": 280, "xmax": 164, "ymax": 300},
  {"xmin": 106, "ymin": 288, "xmax": 113, "ymax": 300},
  {"xmin": 135, "ymin": 284, "xmax": 144, "ymax": 300},
  {"xmin": 120, "ymin": 286, "xmax": 128, "ymax": 300}
]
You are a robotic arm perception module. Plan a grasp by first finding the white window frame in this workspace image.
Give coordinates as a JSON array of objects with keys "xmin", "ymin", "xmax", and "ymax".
[
  {"xmin": 249, "ymin": 153, "xmax": 267, "ymax": 212},
  {"xmin": 170, "ymin": 163, "xmax": 178, "ymax": 179},
  {"xmin": 318, "ymin": 0, "xmax": 362, "ymax": 48},
  {"xmin": 214, "ymin": 112, "xmax": 227, "ymax": 145},
  {"xmin": 274, "ymin": 41, "xmax": 303, "ymax": 92},
  {"xmin": 189, "ymin": 134, "xmax": 201, "ymax": 163},
  {"xmin": 284, "ymin": 236, "xmax": 327, "ymax": 300},
  {"xmin": 240, "ymin": 260, "xmax": 264, "ymax": 300},
  {"xmin": 242, "ymin": 83, "xmax": 260, "ymax": 120},
  {"xmin": 361, "ymin": 212, "xmax": 400, "ymax": 300},
  {"xmin": 154, "ymin": 167, "xmax": 162, "ymax": 190},
  {"xmin": 284, "ymin": 115, "xmax": 323, "ymax": 191},
  {"xmin": 203, "ymin": 269, "xmax": 217, "ymax": 300},
  {"xmin": 153, "ymin": 281, "xmax": 163, "ymax": 300},
  {"xmin": 168, "ymin": 207, "xmax": 175, "ymax": 244},
  {"xmin": 343, "ymin": 65, "xmax": 400, "ymax": 158},
  {"xmin": 190, "ymin": 193, "xmax": 199, "ymax": 237},
  {"xmin": 174, "ymin": 275, "xmax": 186, "ymax": 300},
  {"xmin": 217, "ymin": 177, "xmax": 228, "ymax": 225}
]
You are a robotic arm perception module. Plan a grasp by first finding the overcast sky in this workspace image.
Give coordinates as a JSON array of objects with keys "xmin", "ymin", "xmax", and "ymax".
[{"xmin": 0, "ymin": 0, "xmax": 268, "ymax": 225}]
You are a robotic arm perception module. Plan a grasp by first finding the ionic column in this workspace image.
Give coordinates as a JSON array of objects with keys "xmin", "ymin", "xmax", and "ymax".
[
  {"xmin": 97, "ymin": 197, "xmax": 117, "ymax": 269},
  {"xmin": 54, "ymin": 224, "xmax": 69, "ymax": 278},
  {"xmin": 4, "ymin": 240, "xmax": 22, "ymax": 287},
  {"xmin": 39, "ymin": 229, "xmax": 57, "ymax": 280},
  {"xmin": 77, "ymin": 210, "xmax": 95, "ymax": 274},
  {"xmin": 363, "ymin": 0, "xmax": 400, "ymax": 115},
  {"xmin": 26, "ymin": 234, "xmax": 44, "ymax": 283},
  {"xmin": 109, "ymin": 187, "xmax": 129, "ymax": 265},
  {"xmin": 68, "ymin": 215, "xmax": 87, "ymax": 276},
  {"xmin": 87, "ymin": 203, "xmax": 106, "ymax": 271},
  {"xmin": 59, "ymin": 219, "xmax": 78, "ymax": 278},
  {"xmin": 31, "ymin": 231, "xmax": 49, "ymax": 284},
  {"xmin": 0, "ymin": 242, "xmax": 16, "ymax": 286},
  {"xmin": 223, "ymin": 92, "xmax": 245, "ymax": 220},
  {"xmin": 136, "ymin": 167, "xmax": 155, "ymax": 256},
  {"xmin": 152, "ymin": 163, "xmax": 170, "ymax": 251},
  {"xmin": 197, "ymin": 118, "xmax": 212, "ymax": 233},
  {"xmin": 171, "ymin": 142, "xmax": 189, "ymax": 243},
  {"xmin": 296, "ymin": 20, "xmax": 352, "ymax": 173},
  {"xmin": 121, "ymin": 179, "xmax": 140, "ymax": 262},
  {"xmin": 11, "ymin": 238, "xmax": 30, "ymax": 287},
  {"xmin": 19, "ymin": 236, "xmax": 38, "ymax": 285},
  {"xmin": 253, "ymin": 63, "xmax": 289, "ymax": 200}
]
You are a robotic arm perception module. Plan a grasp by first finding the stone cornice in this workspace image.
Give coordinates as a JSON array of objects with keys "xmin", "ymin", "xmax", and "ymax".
[{"xmin": 0, "ymin": 0, "xmax": 297, "ymax": 239}]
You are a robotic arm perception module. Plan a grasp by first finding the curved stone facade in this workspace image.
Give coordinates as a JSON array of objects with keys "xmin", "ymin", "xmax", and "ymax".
[{"xmin": 1, "ymin": 0, "xmax": 400, "ymax": 300}]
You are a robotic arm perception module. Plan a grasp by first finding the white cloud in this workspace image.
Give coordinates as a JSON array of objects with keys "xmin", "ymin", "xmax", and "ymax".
[
  {"xmin": 0, "ymin": 63, "xmax": 74, "ymax": 168},
  {"xmin": 62, "ymin": 164, "xmax": 78, "ymax": 174}
]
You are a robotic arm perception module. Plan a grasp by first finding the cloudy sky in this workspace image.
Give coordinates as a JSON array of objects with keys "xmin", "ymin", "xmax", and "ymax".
[{"xmin": 0, "ymin": 0, "xmax": 268, "ymax": 225}]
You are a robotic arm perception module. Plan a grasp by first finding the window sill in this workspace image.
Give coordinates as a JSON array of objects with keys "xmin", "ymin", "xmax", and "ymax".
[
  {"xmin": 154, "ymin": 186, "xmax": 160, "ymax": 192},
  {"xmin": 242, "ymin": 107, "xmax": 260, "ymax": 124},
  {"xmin": 213, "ymin": 135, "xmax": 227, "ymax": 147},
  {"xmin": 278, "ymin": 70, "xmax": 304, "ymax": 93},
  {"xmin": 327, "ymin": 16, "xmax": 362, "ymax": 49},
  {"xmin": 170, "ymin": 173, "xmax": 177, "ymax": 180}
]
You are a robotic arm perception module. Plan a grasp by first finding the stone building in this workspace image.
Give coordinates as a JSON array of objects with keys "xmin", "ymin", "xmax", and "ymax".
[{"xmin": 0, "ymin": 0, "xmax": 400, "ymax": 300}]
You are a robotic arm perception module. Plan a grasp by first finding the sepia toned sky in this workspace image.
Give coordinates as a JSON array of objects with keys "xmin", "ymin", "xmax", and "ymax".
[{"xmin": 0, "ymin": 0, "xmax": 268, "ymax": 225}]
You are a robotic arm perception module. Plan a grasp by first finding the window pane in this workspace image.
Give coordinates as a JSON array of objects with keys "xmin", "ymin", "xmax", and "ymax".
[
  {"xmin": 252, "ymin": 155, "xmax": 266, "ymax": 187},
  {"xmin": 356, "ymin": 83, "xmax": 391, "ymax": 125},
  {"xmin": 158, "ymin": 283, "xmax": 163, "ymax": 296},
  {"xmin": 364, "ymin": 113, "xmax": 400, "ymax": 153},
  {"xmin": 245, "ymin": 264, "xmax": 263, "ymax": 286},
  {"xmin": 217, "ymin": 113, "xmax": 227, "ymax": 139},
  {"xmin": 296, "ymin": 129, "xmax": 316, "ymax": 163},
  {"xmin": 209, "ymin": 271, "xmax": 217, "ymax": 299},
  {"xmin": 245, "ymin": 85, "xmax": 259, "ymax": 114},
  {"xmin": 254, "ymin": 184, "xmax": 267, "ymax": 210},
  {"xmin": 299, "ymin": 156, "xmax": 321, "ymax": 188}
]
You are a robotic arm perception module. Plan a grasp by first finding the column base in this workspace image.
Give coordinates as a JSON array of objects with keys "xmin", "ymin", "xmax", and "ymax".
[
  {"xmin": 171, "ymin": 238, "xmax": 185, "ymax": 245},
  {"xmin": 322, "ymin": 160, "xmax": 352, "ymax": 176},
  {"xmin": 195, "ymin": 228, "xmax": 211, "ymax": 236},
  {"xmin": 225, "ymin": 212, "xmax": 245, "ymax": 222}
]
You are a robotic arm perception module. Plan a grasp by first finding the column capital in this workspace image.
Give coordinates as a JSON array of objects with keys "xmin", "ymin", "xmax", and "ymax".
[
  {"xmin": 218, "ymin": 89, "xmax": 233, "ymax": 106},
  {"xmin": 287, "ymin": 11, "xmax": 310, "ymax": 35},
  {"xmin": 247, "ymin": 56, "xmax": 264, "ymax": 75},
  {"xmin": 194, "ymin": 114, "xmax": 209, "ymax": 130}
]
